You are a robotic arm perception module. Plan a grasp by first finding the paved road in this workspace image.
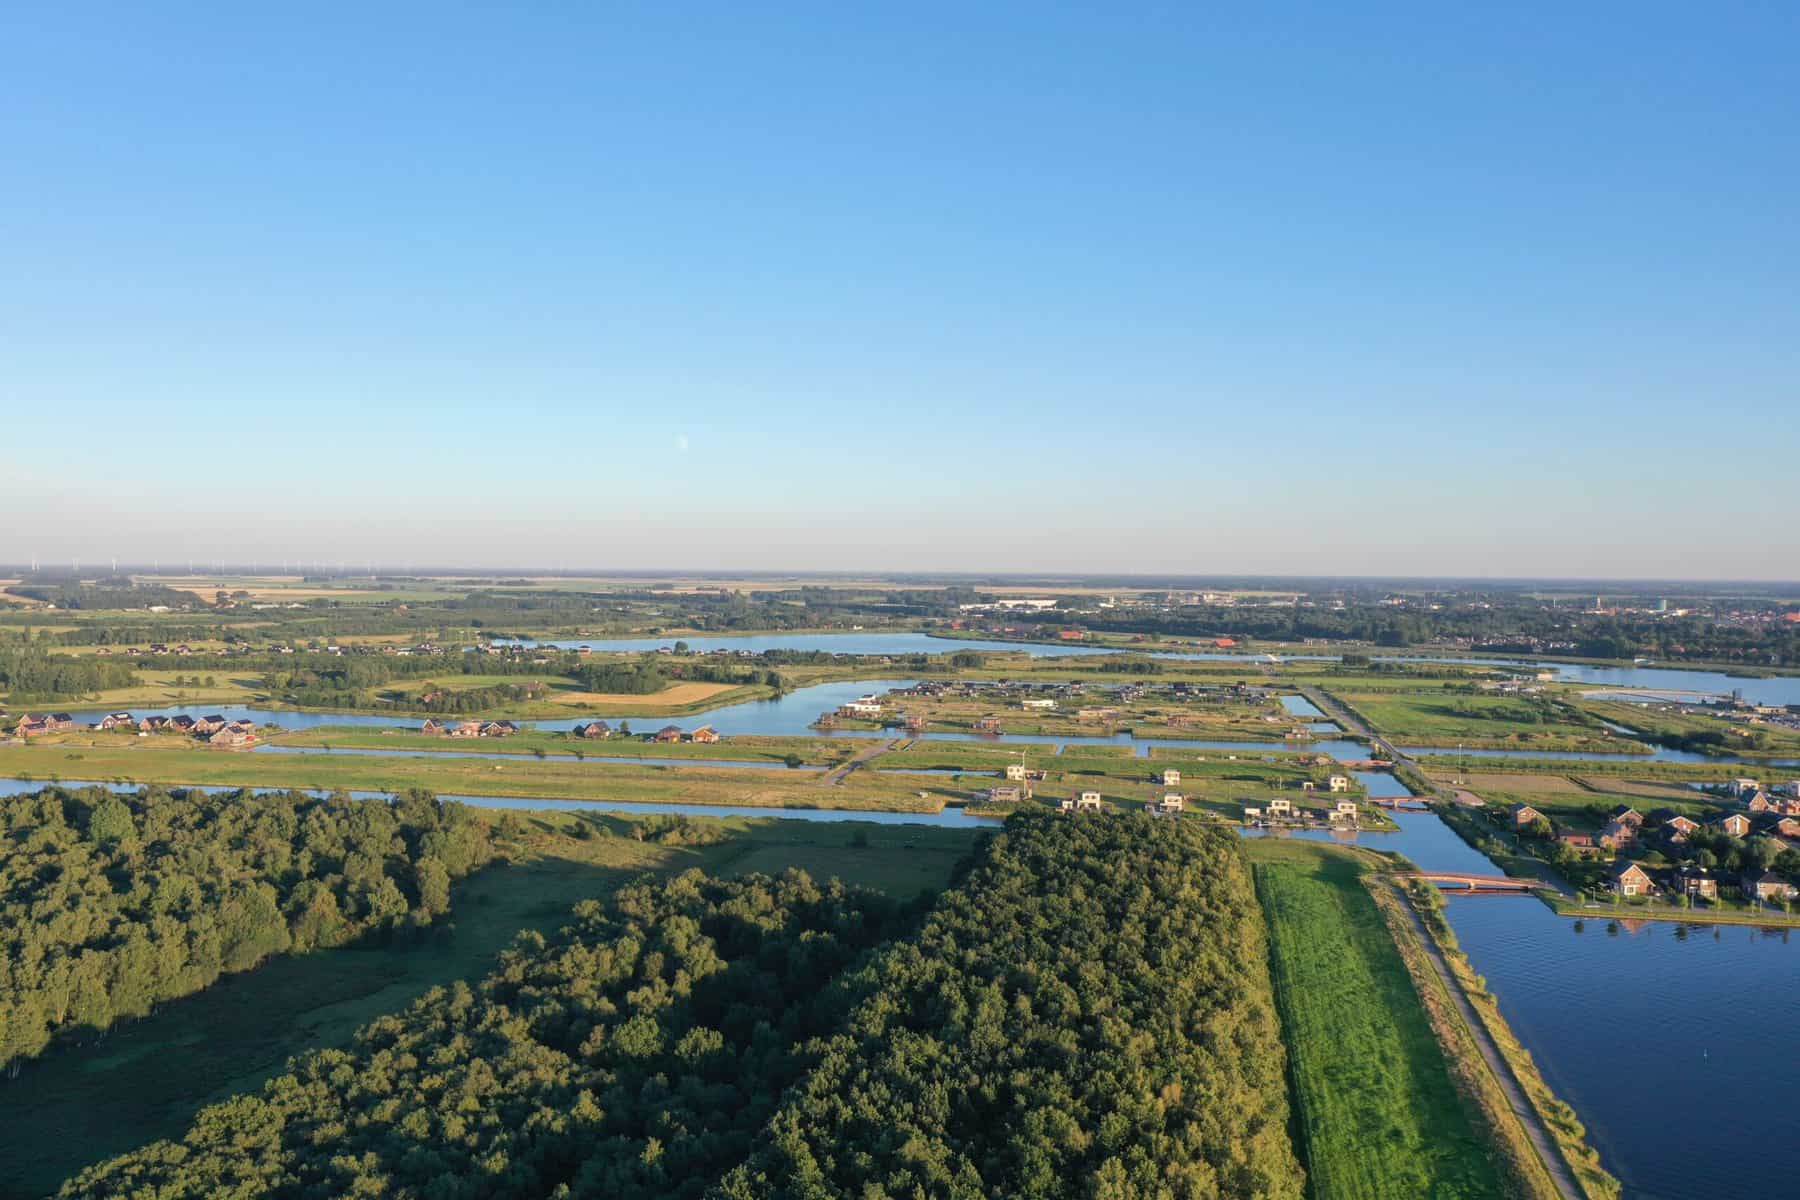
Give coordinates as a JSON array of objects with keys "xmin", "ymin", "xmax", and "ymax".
[
  {"xmin": 818, "ymin": 737, "xmax": 901, "ymax": 786},
  {"xmin": 1388, "ymin": 881, "xmax": 1583, "ymax": 1200}
]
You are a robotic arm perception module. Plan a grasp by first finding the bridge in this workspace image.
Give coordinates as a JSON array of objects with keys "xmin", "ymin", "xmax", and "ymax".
[{"xmin": 1393, "ymin": 871, "xmax": 1539, "ymax": 893}]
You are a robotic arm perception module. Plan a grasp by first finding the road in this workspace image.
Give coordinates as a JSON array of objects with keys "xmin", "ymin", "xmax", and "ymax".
[
  {"xmin": 818, "ymin": 737, "xmax": 901, "ymax": 786},
  {"xmin": 1387, "ymin": 881, "xmax": 1583, "ymax": 1200}
]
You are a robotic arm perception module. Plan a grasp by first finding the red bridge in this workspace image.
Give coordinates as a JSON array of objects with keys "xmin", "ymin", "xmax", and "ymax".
[{"xmin": 1393, "ymin": 871, "xmax": 1538, "ymax": 893}]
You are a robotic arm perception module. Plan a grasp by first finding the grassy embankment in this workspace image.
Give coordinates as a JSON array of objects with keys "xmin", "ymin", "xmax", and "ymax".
[
  {"xmin": 1246, "ymin": 838, "xmax": 1510, "ymax": 1200},
  {"xmin": 270, "ymin": 725, "xmax": 865, "ymax": 766},
  {"xmin": 0, "ymin": 742, "xmax": 957, "ymax": 812},
  {"xmin": 0, "ymin": 811, "xmax": 980, "ymax": 1199}
]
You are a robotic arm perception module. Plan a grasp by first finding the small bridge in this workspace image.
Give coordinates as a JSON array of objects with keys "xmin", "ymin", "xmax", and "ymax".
[
  {"xmin": 1394, "ymin": 871, "xmax": 1538, "ymax": 893},
  {"xmin": 1370, "ymin": 798, "xmax": 1431, "ymax": 810}
]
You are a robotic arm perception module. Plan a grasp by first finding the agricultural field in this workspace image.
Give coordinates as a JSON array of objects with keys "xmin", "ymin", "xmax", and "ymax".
[
  {"xmin": 272, "ymin": 725, "xmax": 865, "ymax": 766},
  {"xmin": 835, "ymin": 680, "xmax": 1318, "ymax": 741},
  {"xmin": 1247, "ymin": 838, "xmax": 1508, "ymax": 1200},
  {"xmin": 1578, "ymin": 697, "xmax": 1800, "ymax": 759}
]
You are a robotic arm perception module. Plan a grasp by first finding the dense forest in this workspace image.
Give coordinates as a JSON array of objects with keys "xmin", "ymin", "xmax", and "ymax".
[
  {"xmin": 0, "ymin": 786, "xmax": 493, "ymax": 1074},
  {"xmin": 716, "ymin": 815, "xmax": 1304, "ymax": 1198},
  {"xmin": 0, "ymin": 647, "xmax": 139, "ymax": 702},
  {"xmin": 59, "ymin": 869, "xmax": 919, "ymax": 1199},
  {"xmin": 59, "ymin": 814, "xmax": 1304, "ymax": 1200}
]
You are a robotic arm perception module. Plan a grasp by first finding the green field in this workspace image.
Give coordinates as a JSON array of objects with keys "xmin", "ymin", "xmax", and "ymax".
[
  {"xmin": 1248, "ymin": 839, "xmax": 1506, "ymax": 1200},
  {"xmin": 1329, "ymin": 687, "xmax": 1628, "ymax": 752},
  {"xmin": 0, "ymin": 811, "xmax": 978, "ymax": 1198}
]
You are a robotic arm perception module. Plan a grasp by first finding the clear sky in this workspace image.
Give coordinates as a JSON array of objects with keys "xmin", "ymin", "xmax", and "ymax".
[{"xmin": 2, "ymin": 3, "xmax": 1795, "ymax": 578}]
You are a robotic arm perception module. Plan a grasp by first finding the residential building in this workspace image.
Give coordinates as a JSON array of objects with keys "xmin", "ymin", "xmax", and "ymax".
[
  {"xmin": 1161, "ymin": 768, "xmax": 1181, "ymax": 786},
  {"xmin": 689, "ymin": 725, "xmax": 720, "ymax": 744},
  {"xmin": 1610, "ymin": 861, "xmax": 1656, "ymax": 897},
  {"xmin": 1509, "ymin": 803, "xmax": 1546, "ymax": 828},
  {"xmin": 574, "ymin": 720, "xmax": 611, "ymax": 738},
  {"xmin": 1328, "ymin": 775, "xmax": 1351, "ymax": 793}
]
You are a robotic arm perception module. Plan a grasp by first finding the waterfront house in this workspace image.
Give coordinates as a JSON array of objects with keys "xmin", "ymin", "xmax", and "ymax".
[
  {"xmin": 690, "ymin": 725, "xmax": 720, "ymax": 743},
  {"xmin": 988, "ymin": 785, "xmax": 1023, "ymax": 803},
  {"xmin": 15, "ymin": 714, "xmax": 50, "ymax": 737},
  {"xmin": 448, "ymin": 720, "xmax": 483, "ymax": 738},
  {"xmin": 421, "ymin": 719, "xmax": 447, "ymax": 736},
  {"xmin": 574, "ymin": 720, "xmax": 611, "ymax": 738},
  {"xmin": 1671, "ymin": 865, "xmax": 1719, "ymax": 900},
  {"xmin": 1741, "ymin": 870, "xmax": 1798, "ymax": 904},
  {"xmin": 903, "ymin": 714, "xmax": 926, "ymax": 733},
  {"xmin": 1243, "ymin": 806, "xmax": 1263, "ymax": 822},
  {"xmin": 1328, "ymin": 775, "xmax": 1351, "ymax": 793},
  {"xmin": 138, "ymin": 715, "xmax": 172, "ymax": 732},
  {"xmin": 1267, "ymin": 797, "xmax": 1293, "ymax": 818},
  {"xmin": 190, "ymin": 715, "xmax": 226, "ymax": 736},
  {"xmin": 481, "ymin": 720, "xmax": 518, "ymax": 738},
  {"xmin": 1161, "ymin": 768, "xmax": 1181, "ymax": 786},
  {"xmin": 1020, "ymin": 698, "xmax": 1056, "ymax": 710},
  {"xmin": 837, "ymin": 696, "xmax": 884, "ymax": 718},
  {"xmin": 1610, "ymin": 861, "xmax": 1656, "ymax": 897},
  {"xmin": 653, "ymin": 725, "xmax": 684, "ymax": 743},
  {"xmin": 1714, "ymin": 813, "xmax": 1753, "ymax": 838},
  {"xmin": 973, "ymin": 715, "xmax": 1003, "ymax": 734},
  {"xmin": 169, "ymin": 715, "xmax": 196, "ymax": 733},
  {"xmin": 1509, "ymin": 803, "xmax": 1546, "ymax": 828},
  {"xmin": 96, "ymin": 712, "xmax": 135, "ymax": 731},
  {"xmin": 1332, "ymin": 798, "xmax": 1359, "ymax": 823},
  {"xmin": 209, "ymin": 725, "xmax": 257, "ymax": 747}
]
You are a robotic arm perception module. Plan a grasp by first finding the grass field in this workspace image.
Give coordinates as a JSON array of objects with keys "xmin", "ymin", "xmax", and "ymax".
[
  {"xmin": 0, "ymin": 811, "xmax": 978, "ymax": 1198},
  {"xmin": 272, "ymin": 725, "xmax": 868, "ymax": 766},
  {"xmin": 0, "ymin": 742, "xmax": 960, "ymax": 811},
  {"xmin": 1247, "ymin": 839, "xmax": 1506, "ymax": 1200},
  {"xmin": 1329, "ymin": 688, "xmax": 1628, "ymax": 752}
]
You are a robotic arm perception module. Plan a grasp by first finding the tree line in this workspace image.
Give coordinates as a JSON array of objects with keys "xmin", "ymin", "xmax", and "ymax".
[
  {"xmin": 0, "ymin": 648, "xmax": 139, "ymax": 702},
  {"xmin": 0, "ymin": 785, "xmax": 493, "ymax": 1075}
]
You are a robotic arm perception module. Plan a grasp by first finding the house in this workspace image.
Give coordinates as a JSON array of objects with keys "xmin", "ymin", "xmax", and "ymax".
[
  {"xmin": 1556, "ymin": 831, "xmax": 1598, "ymax": 856},
  {"xmin": 448, "ymin": 720, "xmax": 484, "ymax": 738},
  {"xmin": 987, "ymin": 785, "xmax": 1023, "ymax": 804},
  {"xmin": 1609, "ymin": 806, "xmax": 1645, "ymax": 828},
  {"xmin": 1331, "ymin": 799, "xmax": 1359, "ymax": 823},
  {"xmin": 1328, "ymin": 775, "xmax": 1351, "ymax": 793},
  {"xmin": 1742, "ymin": 870, "xmax": 1797, "ymax": 903},
  {"xmin": 837, "ymin": 696, "xmax": 884, "ymax": 718},
  {"xmin": 1661, "ymin": 814, "xmax": 1701, "ymax": 843},
  {"xmin": 1759, "ymin": 815, "xmax": 1800, "ymax": 840},
  {"xmin": 138, "ymin": 715, "xmax": 172, "ymax": 732},
  {"xmin": 1610, "ymin": 861, "xmax": 1656, "ymax": 897},
  {"xmin": 1005, "ymin": 763, "xmax": 1029, "ymax": 781},
  {"xmin": 903, "ymin": 714, "xmax": 926, "ymax": 733},
  {"xmin": 421, "ymin": 719, "xmax": 447, "ymax": 736},
  {"xmin": 96, "ymin": 712, "xmax": 135, "ymax": 731},
  {"xmin": 169, "ymin": 715, "xmax": 197, "ymax": 733},
  {"xmin": 1714, "ymin": 813, "xmax": 1753, "ymax": 838},
  {"xmin": 973, "ymin": 715, "xmax": 1003, "ymax": 734},
  {"xmin": 1729, "ymin": 778, "xmax": 1762, "ymax": 799},
  {"xmin": 1057, "ymin": 629, "xmax": 1086, "ymax": 640},
  {"xmin": 1161, "ymin": 768, "xmax": 1181, "ymax": 786},
  {"xmin": 208, "ymin": 725, "xmax": 257, "ymax": 747},
  {"xmin": 1020, "ymin": 698, "xmax": 1056, "ymax": 710},
  {"xmin": 15, "ymin": 714, "xmax": 52, "ymax": 737},
  {"xmin": 1072, "ymin": 789, "xmax": 1103, "ymax": 812},
  {"xmin": 1158, "ymin": 793, "xmax": 1185, "ymax": 813},
  {"xmin": 1670, "ymin": 866, "xmax": 1718, "ymax": 900},
  {"xmin": 574, "ymin": 720, "xmax": 611, "ymax": 738},
  {"xmin": 1267, "ymin": 797, "xmax": 1294, "ymax": 818},
  {"xmin": 689, "ymin": 725, "xmax": 720, "ymax": 744},
  {"xmin": 191, "ymin": 715, "xmax": 226, "ymax": 736},
  {"xmin": 653, "ymin": 725, "xmax": 685, "ymax": 743},
  {"xmin": 481, "ymin": 720, "xmax": 518, "ymax": 738},
  {"xmin": 1243, "ymin": 806, "xmax": 1263, "ymax": 822},
  {"xmin": 1745, "ymin": 792, "xmax": 1775, "ymax": 813},
  {"xmin": 1596, "ymin": 819, "xmax": 1638, "ymax": 850},
  {"xmin": 1509, "ymin": 803, "xmax": 1546, "ymax": 828}
]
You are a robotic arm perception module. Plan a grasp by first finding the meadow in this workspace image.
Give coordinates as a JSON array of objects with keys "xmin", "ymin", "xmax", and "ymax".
[{"xmin": 1247, "ymin": 838, "xmax": 1507, "ymax": 1200}]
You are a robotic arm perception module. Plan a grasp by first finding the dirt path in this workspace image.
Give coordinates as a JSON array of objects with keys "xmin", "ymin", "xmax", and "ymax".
[
  {"xmin": 818, "ymin": 737, "xmax": 899, "ymax": 786},
  {"xmin": 1388, "ymin": 883, "xmax": 1583, "ymax": 1200}
]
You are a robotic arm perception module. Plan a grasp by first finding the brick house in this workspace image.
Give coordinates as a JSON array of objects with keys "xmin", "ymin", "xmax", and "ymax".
[
  {"xmin": 1509, "ymin": 803, "xmax": 1546, "ymax": 828},
  {"xmin": 653, "ymin": 725, "xmax": 685, "ymax": 743},
  {"xmin": 689, "ymin": 725, "xmax": 720, "ymax": 743},
  {"xmin": 1610, "ymin": 861, "xmax": 1656, "ymax": 897},
  {"xmin": 574, "ymin": 721, "xmax": 611, "ymax": 738}
]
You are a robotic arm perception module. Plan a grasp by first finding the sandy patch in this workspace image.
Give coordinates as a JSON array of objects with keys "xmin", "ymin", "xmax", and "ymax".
[{"xmin": 553, "ymin": 681, "xmax": 740, "ymax": 707}]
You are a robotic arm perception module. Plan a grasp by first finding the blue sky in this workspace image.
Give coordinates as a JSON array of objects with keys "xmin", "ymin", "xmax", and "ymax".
[{"xmin": 2, "ymin": 3, "xmax": 1795, "ymax": 577}]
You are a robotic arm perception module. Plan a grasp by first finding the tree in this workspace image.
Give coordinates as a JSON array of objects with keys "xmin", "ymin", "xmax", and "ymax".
[{"xmin": 85, "ymin": 794, "xmax": 136, "ymax": 846}]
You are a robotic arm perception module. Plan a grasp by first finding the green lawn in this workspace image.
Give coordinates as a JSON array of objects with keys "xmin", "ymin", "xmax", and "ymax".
[
  {"xmin": 1330, "ymin": 688, "xmax": 1627, "ymax": 752},
  {"xmin": 1248, "ymin": 840, "xmax": 1506, "ymax": 1200},
  {"xmin": 0, "ymin": 812, "xmax": 979, "ymax": 1198}
]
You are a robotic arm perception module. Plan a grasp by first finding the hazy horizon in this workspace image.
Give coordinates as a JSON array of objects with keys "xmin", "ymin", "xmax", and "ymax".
[{"xmin": 4, "ymin": 5, "xmax": 1796, "ymax": 578}]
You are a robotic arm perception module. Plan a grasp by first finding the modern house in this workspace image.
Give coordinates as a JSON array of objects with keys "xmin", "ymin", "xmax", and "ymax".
[
  {"xmin": 1005, "ymin": 763, "xmax": 1028, "ymax": 781},
  {"xmin": 1161, "ymin": 768, "xmax": 1181, "ymax": 786},
  {"xmin": 1267, "ymin": 797, "xmax": 1294, "ymax": 818},
  {"xmin": 1610, "ymin": 860, "xmax": 1656, "ymax": 897},
  {"xmin": 1328, "ymin": 775, "xmax": 1351, "ymax": 793},
  {"xmin": 1331, "ymin": 798, "xmax": 1359, "ymax": 823},
  {"xmin": 1072, "ymin": 789, "xmax": 1103, "ymax": 812},
  {"xmin": 987, "ymin": 785, "xmax": 1023, "ymax": 803},
  {"xmin": 1158, "ymin": 793, "xmax": 1185, "ymax": 813}
]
